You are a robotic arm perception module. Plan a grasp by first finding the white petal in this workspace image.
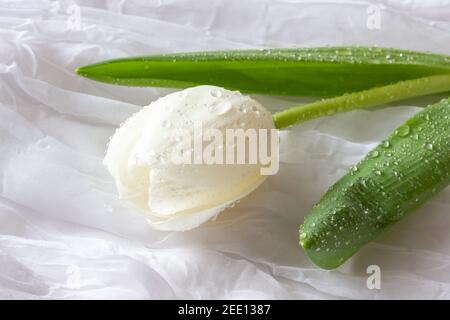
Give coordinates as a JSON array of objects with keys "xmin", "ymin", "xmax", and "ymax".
[
  {"xmin": 148, "ymin": 165, "xmax": 267, "ymax": 216},
  {"xmin": 145, "ymin": 176, "xmax": 266, "ymax": 231},
  {"xmin": 103, "ymin": 107, "xmax": 153, "ymax": 204}
]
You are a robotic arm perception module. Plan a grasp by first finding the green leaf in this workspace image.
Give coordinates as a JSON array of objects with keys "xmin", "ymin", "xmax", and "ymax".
[
  {"xmin": 299, "ymin": 97, "xmax": 450, "ymax": 269},
  {"xmin": 76, "ymin": 47, "xmax": 450, "ymax": 97}
]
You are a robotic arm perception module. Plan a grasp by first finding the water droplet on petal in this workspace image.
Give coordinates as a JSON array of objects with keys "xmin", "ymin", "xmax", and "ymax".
[
  {"xmin": 238, "ymin": 105, "xmax": 247, "ymax": 113},
  {"xmin": 207, "ymin": 101, "xmax": 232, "ymax": 115},
  {"xmin": 210, "ymin": 89, "xmax": 222, "ymax": 98},
  {"xmin": 161, "ymin": 119, "xmax": 172, "ymax": 128}
]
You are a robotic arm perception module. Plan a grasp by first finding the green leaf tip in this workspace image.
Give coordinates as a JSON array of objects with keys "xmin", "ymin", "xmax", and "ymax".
[{"xmin": 75, "ymin": 66, "xmax": 87, "ymax": 77}]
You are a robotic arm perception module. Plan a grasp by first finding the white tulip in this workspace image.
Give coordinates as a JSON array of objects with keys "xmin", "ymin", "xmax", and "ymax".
[{"xmin": 104, "ymin": 85, "xmax": 277, "ymax": 231}]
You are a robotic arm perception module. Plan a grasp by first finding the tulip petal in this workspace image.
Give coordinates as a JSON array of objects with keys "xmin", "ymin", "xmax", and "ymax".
[
  {"xmin": 148, "ymin": 165, "xmax": 266, "ymax": 216},
  {"xmin": 103, "ymin": 108, "xmax": 153, "ymax": 207},
  {"xmin": 145, "ymin": 176, "xmax": 266, "ymax": 231}
]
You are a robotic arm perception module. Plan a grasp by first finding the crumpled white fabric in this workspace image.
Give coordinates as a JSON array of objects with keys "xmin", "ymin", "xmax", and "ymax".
[{"xmin": 1, "ymin": 0, "xmax": 450, "ymax": 299}]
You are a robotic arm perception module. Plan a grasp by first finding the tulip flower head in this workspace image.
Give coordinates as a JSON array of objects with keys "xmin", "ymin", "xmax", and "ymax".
[{"xmin": 104, "ymin": 85, "xmax": 278, "ymax": 231}]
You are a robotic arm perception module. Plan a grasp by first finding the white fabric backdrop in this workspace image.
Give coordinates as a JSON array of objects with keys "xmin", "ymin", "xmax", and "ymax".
[{"xmin": 1, "ymin": 0, "xmax": 450, "ymax": 299}]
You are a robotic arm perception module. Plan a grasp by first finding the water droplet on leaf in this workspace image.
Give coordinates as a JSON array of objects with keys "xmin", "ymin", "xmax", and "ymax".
[{"xmin": 395, "ymin": 125, "xmax": 410, "ymax": 137}]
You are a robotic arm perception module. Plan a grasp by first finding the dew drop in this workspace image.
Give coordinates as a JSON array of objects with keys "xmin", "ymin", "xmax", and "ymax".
[
  {"xmin": 208, "ymin": 101, "xmax": 232, "ymax": 115},
  {"xmin": 424, "ymin": 142, "xmax": 434, "ymax": 151},
  {"xmin": 373, "ymin": 170, "xmax": 382, "ymax": 176},
  {"xmin": 210, "ymin": 89, "xmax": 223, "ymax": 98},
  {"xmin": 368, "ymin": 150, "xmax": 379, "ymax": 158},
  {"xmin": 395, "ymin": 125, "xmax": 410, "ymax": 137},
  {"xmin": 251, "ymin": 105, "xmax": 261, "ymax": 116},
  {"xmin": 161, "ymin": 120, "xmax": 172, "ymax": 128}
]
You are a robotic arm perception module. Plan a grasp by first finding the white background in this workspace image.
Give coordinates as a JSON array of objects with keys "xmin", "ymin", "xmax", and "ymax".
[{"xmin": 1, "ymin": 0, "xmax": 450, "ymax": 299}]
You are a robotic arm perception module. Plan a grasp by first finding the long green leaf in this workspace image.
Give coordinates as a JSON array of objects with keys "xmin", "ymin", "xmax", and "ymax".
[{"xmin": 76, "ymin": 47, "xmax": 450, "ymax": 97}]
